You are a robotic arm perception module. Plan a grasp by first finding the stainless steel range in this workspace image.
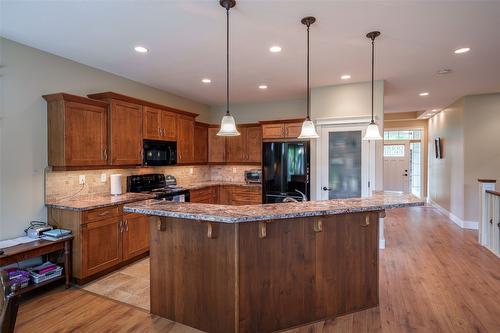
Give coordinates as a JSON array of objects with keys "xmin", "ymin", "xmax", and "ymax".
[{"xmin": 126, "ymin": 174, "xmax": 190, "ymax": 202}]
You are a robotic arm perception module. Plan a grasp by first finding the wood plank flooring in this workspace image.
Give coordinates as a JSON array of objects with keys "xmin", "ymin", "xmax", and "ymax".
[{"xmin": 14, "ymin": 207, "xmax": 500, "ymax": 333}]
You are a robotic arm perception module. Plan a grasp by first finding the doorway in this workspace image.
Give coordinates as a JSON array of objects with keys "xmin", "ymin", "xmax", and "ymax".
[{"xmin": 383, "ymin": 142, "xmax": 409, "ymax": 192}]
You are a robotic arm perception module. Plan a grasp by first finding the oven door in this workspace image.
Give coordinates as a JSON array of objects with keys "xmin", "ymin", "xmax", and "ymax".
[
  {"xmin": 143, "ymin": 140, "xmax": 177, "ymax": 166},
  {"xmin": 159, "ymin": 191, "xmax": 190, "ymax": 202}
]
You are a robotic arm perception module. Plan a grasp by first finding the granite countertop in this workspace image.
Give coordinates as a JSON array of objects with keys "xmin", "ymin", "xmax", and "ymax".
[
  {"xmin": 182, "ymin": 181, "xmax": 262, "ymax": 190},
  {"xmin": 123, "ymin": 191, "xmax": 425, "ymax": 223},
  {"xmin": 45, "ymin": 192, "xmax": 155, "ymax": 211}
]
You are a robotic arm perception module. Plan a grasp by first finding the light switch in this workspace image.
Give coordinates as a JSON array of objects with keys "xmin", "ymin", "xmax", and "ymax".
[
  {"xmin": 100, "ymin": 173, "xmax": 107, "ymax": 182},
  {"xmin": 79, "ymin": 175, "xmax": 86, "ymax": 185}
]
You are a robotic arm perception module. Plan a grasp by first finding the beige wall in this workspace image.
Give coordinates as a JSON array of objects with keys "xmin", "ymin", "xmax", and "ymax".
[
  {"xmin": 463, "ymin": 93, "xmax": 500, "ymax": 222},
  {"xmin": 428, "ymin": 98, "xmax": 465, "ymax": 220},
  {"xmin": 384, "ymin": 119, "xmax": 429, "ymax": 198},
  {"xmin": 0, "ymin": 38, "xmax": 210, "ymax": 240}
]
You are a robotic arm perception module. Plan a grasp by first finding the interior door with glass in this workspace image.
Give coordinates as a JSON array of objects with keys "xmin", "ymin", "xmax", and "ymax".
[
  {"xmin": 320, "ymin": 126, "xmax": 369, "ymax": 200},
  {"xmin": 383, "ymin": 142, "xmax": 409, "ymax": 192}
]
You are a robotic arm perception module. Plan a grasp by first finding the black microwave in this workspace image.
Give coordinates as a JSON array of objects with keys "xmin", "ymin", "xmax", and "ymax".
[{"xmin": 143, "ymin": 140, "xmax": 177, "ymax": 166}]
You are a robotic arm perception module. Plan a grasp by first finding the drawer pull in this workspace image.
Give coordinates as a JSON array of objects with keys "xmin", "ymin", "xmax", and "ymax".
[
  {"xmin": 314, "ymin": 219, "xmax": 323, "ymax": 232},
  {"xmin": 259, "ymin": 222, "xmax": 267, "ymax": 239},
  {"xmin": 207, "ymin": 222, "xmax": 218, "ymax": 239},
  {"xmin": 98, "ymin": 211, "xmax": 110, "ymax": 216},
  {"xmin": 361, "ymin": 216, "xmax": 370, "ymax": 227}
]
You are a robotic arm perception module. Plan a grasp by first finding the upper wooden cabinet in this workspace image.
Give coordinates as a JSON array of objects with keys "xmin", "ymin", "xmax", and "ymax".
[
  {"xmin": 143, "ymin": 106, "xmax": 177, "ymax": 141},
  {"xmin": 208, "ymin": 126, "xmax": 226, "ymax": 163},
  {"xmin": 261, "ymin": 119, "xmax": 305, "ymax": 140},
  {"xmin": 44, "ymin": 93, "xmax": 108, "ymax": 167},
  {"xmin": 177, "ymin": 115, "xmax": 195, "ymax": 164},
  {"xmin": 193, "ymin": 122, "xmax": 209, "ymax": 164},
  {"xmin": 226, "ymin": 125, "xmax": 262, "ymax": 163},
  {"xmin": 88, "ymin": 95, "xmax": 143, "ymax": 165}
]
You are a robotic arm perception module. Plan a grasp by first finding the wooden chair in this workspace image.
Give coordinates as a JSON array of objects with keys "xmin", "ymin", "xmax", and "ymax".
[{"xmin": 0, "ymin": 271, "xmax": 19, "ymax": 333}]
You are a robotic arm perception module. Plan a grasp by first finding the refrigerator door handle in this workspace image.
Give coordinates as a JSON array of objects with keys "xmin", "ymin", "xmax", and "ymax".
[{"xmin": 322, "ymin": 186, "xmax": 332, "ymax": 191}]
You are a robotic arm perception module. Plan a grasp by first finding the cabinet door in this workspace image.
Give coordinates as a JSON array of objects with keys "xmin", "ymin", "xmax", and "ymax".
[
  {"xmin": 161, "ymin": 111, "xmax": 177, "ymax": 141},
  {"xmin": 246, "ymin": 126, "xmax": 262, "ymax": 163},
  {"xmin": 284, "ymin": 123, "xmax": 303, "ymax": 139},
  {"xmin": 143, "ymin": 106, "xmax": 162, "ymax": 140},
  {"xmin": 226, "ymin": 127, "xmax": 246, "ymax": 163},
  {"xmin": 262, "ymin": 124, "xmax": 284, "ymax": 139},
  {"xmin": 109, "ymin": 100, "xmax": 143, "ymax": 165},
  {"xmin": 190, "ymin": 187, "xmax": 213, "ymax": 203},
  {"xmin": 193, "ymin": 124, "xmax": 208, "ymax": 163},
  {"xmin": 122, "ymin": 213, "xmax": 150, "ymax": 260},
  {"xmin": 177, "ymin": 115, "xmax": 195, "ymax": 163},
  {"xmin": 64, "ymin": 101, "xmax": 108, "ymax": 166},
  {"xmin": 81, "ymin": 216, "xmax": 122, "ymax": 277},
  {"xmin": 208, "ymin": 127, "xmax": 226, "ymax": 163}
]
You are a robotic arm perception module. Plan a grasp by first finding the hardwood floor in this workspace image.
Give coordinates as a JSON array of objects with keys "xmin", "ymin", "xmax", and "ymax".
[{"xmin": 15, "ymin": 207, "xmax": 500, "ymax": 333}]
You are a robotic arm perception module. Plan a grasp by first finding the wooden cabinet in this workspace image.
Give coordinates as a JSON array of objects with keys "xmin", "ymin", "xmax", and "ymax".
[
  {"xmin": 193, "ymin": 122, "xmax": 208, "ymax": 164},
  {"xmin": 108, "ymin": 99, "xmax": 143, "ymax": 165},
  {"xmin": 226, "ymin": 125, "xmax": 262, "ymax": 163},
  {"xmin": 44, "ymin": 93, "xmax": 108, "ymax": 167},
  {"xmin": 177, "ymin": 115, "xmax": 195, "ymax": 164},
  {"xmin": 143, "ymin": 106, "xmax": 178, "ymax": 141},
  {"xmin": 208, "ymin": 126, "xmax": 226, "ymax": 163},
  {"xmin": 48, "ymin": 204, "xmax": 150, "ymax": 283},
  {"xmin": 193, "ymin": 185, "xmax": 261, "ymax": 205},
  {"xmin": 122, "ymin": 213, "xmax": 150, "ymax": 260},
  {"xmin": 261, "ymin": 119, "xmax": 305, "ymax": 139},
  {"xmin": 82, "ymin": 216, "xmax": 122, "ymax": 277},
  {"xmin": 190, "ymin": 186, "xmax": 218, "ymax": 204}
]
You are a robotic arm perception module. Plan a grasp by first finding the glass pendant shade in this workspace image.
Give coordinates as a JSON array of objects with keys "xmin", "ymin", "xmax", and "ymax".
[
  {"xmin": 362, "ymin": 121, "xmax": 383, "ymax": 141},
  {"xmin": 298, "ymin": 119, "xmax": 319, "ymax": 139},
  {"xmin": 216, "ymin": 114, "xmax": 240, "ymax": 136}
]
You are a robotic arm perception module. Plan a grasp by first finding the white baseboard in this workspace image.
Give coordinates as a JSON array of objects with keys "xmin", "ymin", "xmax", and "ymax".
[{"xmin": 428, "ymin": 199, "xmax": 479, "ymax": 230}]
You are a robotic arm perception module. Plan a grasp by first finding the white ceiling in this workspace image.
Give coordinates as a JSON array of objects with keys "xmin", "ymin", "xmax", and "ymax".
[{"xmin": 2, "ymin": 0, "xmax": 500, "ymax": 113}]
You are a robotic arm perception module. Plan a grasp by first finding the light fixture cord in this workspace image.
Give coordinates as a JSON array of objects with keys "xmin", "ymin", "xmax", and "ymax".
[
  {"xmin": 371, "ymin": 36, "xmax": 375, "ymax": 123},
  {"xmin": 226, "ymin": 7, "xmax": 230, "ymax": 116},
  {"xmin": 306, "ymin": 23, "xmax": 310, "ymax": 120}
]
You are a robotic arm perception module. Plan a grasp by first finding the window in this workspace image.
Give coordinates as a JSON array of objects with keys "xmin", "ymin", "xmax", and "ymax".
[
  {"xmin": 384, "ymin": 145, "xmax": 405, "ymax": 157},
  {"xmin": 384, "ymin": 130, "xmax": 422, "ymax": 141},
  {"xmin": 410, "ymin": 142, "xmax": 422, "ymax": 197}
]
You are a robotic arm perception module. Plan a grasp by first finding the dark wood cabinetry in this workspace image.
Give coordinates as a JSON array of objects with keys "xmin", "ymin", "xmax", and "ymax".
[
  {"xmin": 44, "ymin": 93, "xmax": 108, "ymax": 167},
  {"xmin": 193, "ymin": 122, "xmax": 208, "ymax": 164},
  {"xmin": 208, "ymin": 126, "xmax": 226, "ymax": 163},
  {"xmin": 246, "ymin": 125, "xmax": 262, "ymax": 162},
  {"xmin": 177, "ymin": 115, "xmax": 195, "ymax": 164},
  {"xmin": 48, "ymin": 204, "xmax": 150, "ymax": 283},
  {"xmin": 261, "ymin": 119, "xmax": 305, "ymax": 140}
]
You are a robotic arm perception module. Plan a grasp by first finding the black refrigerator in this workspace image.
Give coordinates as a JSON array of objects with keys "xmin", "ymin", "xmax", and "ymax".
[{"xmin": 262, "ymin": 141, "xmax": 310, "ymax": 203}]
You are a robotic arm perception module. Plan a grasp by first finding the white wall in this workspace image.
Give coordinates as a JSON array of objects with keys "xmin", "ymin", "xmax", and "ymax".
[{"xmin": 0, "ymin": 38, "xmax": 210, "ymax": 240}]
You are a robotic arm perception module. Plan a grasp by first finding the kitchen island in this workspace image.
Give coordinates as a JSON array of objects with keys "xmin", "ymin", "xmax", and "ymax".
[{"xmin": 124, "ymin": 192, "xmax": 423, "ymax": 333}]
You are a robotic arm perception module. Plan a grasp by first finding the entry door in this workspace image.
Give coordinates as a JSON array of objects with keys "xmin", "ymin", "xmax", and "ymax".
[
  {"xmin": 319, "ymin": 126, "xmax": 371, "ymax": 200},
  {"xmin": 383, "ymin": 142, "xmax": 409, "ymax": 192}
]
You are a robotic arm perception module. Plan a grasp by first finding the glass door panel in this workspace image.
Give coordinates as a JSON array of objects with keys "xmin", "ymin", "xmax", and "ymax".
[{"xmin": 328, "ymin": 131, "xmax": 362, "ymax": 199}]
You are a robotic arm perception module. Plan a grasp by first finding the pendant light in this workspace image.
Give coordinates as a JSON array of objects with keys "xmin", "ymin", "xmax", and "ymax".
[
  {"xmin": 298, "ymin": 16, "xmax": 319, "ymax": 139},
  {"xmin": 362, "ymin": 31, "xmax": 383, "ymax": 141},
  {"xmin": 217, "ymin": 0, "xmax": 240, "ymax": 136}
]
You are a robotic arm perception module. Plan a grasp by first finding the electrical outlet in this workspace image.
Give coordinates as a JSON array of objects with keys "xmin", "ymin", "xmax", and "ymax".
[
  {"xmin": 79, "ymin": 175, "xmax": 86, "ymax": 185},
  {"xmin": 100, "ymin": 173, "xmax": 107, "ymax": 182},
  {"xmin": 189, "ymin": 167, "xmax": 194, "ymax": 175},
  {"xmin": 232, "ymin": 167, "xmax": 237, "ymax": 173}
]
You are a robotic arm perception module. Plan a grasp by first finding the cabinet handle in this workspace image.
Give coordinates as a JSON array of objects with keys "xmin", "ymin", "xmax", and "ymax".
[
  {"xmin": 119, "ymin": 220, "xmax": 123, "ymax": 232},
  {"xmin": 361, "ymin": 216, "xmax": 370, "ymax": 227},
  {"xmin": 140, "ymin": 149, "xmax": 144, "ymax": 161},
  {"xmin": 125, "ymin": 220, "xmax": 129, "ymax": 232},
  {"xmin": 98, "ymin": 210, "xmax": 110, "ymax": 217},
  {"xmin": 162, "ymin": 128, "xmax": 165, "ymax": 136},
  {"xmin": 102, "ymin": 148, "xmax": 108, "ymax": 161},
  {"xmin": 158, "ymin": 127, "xmax": 161, "ymax": 136},
  {"xmin": 490, "ymin": 218, "xmax": 493, "ymax": 224}
]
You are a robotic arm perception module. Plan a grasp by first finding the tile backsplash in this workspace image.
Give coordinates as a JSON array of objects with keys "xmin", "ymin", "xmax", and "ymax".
[{"xmin": 45, "ymin": 165, "xmax": 257, "ymax": 201}]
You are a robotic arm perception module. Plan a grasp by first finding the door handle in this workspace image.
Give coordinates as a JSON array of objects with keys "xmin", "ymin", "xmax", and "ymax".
[
  {"xmin": 403, "ymin": 174, "xmax": 408, "ymax": 176},
  {"xmin": 322, "ymin": 187, "xmax": 332, "ymax": 191}
]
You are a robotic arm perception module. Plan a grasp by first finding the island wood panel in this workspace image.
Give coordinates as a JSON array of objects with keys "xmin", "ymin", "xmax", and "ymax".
[
  {"xmin": 149, "ymin": 212, "xmax": 379, "ymax": 333},
  {"xmin": 107, "ymin": 99, "xmax": 143, "ymax": 165},
  {"xmin": 150, "ymin": 217, "xmax": 237, "ymax": 333}
]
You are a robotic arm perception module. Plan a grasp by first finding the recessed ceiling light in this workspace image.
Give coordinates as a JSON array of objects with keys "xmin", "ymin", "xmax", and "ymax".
[
  {"xmin": 437, "ymin": 68, "xmax": 452, "ymax": 75},
  {"xmin": 269, "ymin": 46, "xmax": 282, "ymax": 53},
  {"xmin": 201, "ymin": 78, "xmax": 211, "ymax": 84},
  {"xmin": 419, "ymin": 92, "xmax": 429, "ymax": 96},
  {"xmin": 426, "ymin": 113, "xmax": 433, "ymax": 116},
  {"xmin": 258, "ymin": 85, "xmax": 268, "ymax": 89},
  {"xmin": 431, "ymin": 109, "xmax": 439, "ymax": 112},
  {"xmin": 134, "ymin": 46, "xmax": 148, "ymax": 53},
  {"xmin": 341, "ymin": 74, "xmax": 351, "ymax": 80},
  {"xmin": 454, "ymin": 47, "xmax": 470, "ymax": 54}
]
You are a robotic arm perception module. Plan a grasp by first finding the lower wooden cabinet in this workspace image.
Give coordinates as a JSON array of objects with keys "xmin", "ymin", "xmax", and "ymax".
[
  {"xmin": 191, "ymin": 185, "xmax": 261, "ymax": 205},
  {"xmin": 48, "ymin": 205, "xmax": 150, "ymax": 283}
]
